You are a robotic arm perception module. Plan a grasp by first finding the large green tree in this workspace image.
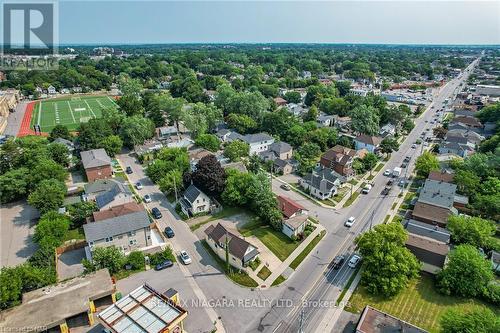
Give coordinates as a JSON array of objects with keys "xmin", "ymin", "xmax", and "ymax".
[
  {"xmin": 447, "ymin": 215, "xmax": 497, "ymax": 251},
  {"xmin": 415, "ymin": 151, "xmax": 439, "ymax": 178},
  {"xmin": 195, "ymin": 134, "xmax": 220, "ymax": 152},
  {"xmin": 83, "ymin": 246, "xmax": 125, "ymax": 275},
  {"xmin": 440, "ymin": 306, "xmax": 500, "ymax": 333},
  {"xmin": 0, "ymin": 168, "xmax": 30, "ymax": 203},
  {"xmin": 350, "ymin": 105, "xmax": 380, "ymax": 135},
  {"xmin": 355, "ymin": 223, "xmax": 420, "ymax": 297},
  {"xmin": 33, "ymin": 211, "xmax": 70, "ymax": 245},
  {"xmin": 223, "ymin": 141, "xmax": 250, "ymax": 162},
  {"xmin": 119, "ymin": 115, "xmax": 155, "ymax": 148},
  {"xmin": 28, "ymin": 179, "xmax": 67, "ymax": 214}
]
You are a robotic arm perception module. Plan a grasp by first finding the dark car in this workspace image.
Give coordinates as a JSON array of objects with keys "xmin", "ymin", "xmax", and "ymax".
[
  {"xmin": 404, "ymin": 156, "xmax": 411, "ymax": 162},
  {"xmin": 154, "ymin": 260, "xmax": 173, "ymax": 271},
  {"xmin": 401, "ymin": 162, "xmax": 408, "ymax": 168},
  {"xmin": 151, "ymin": 207, "xmax": 162, "ymax": 219},
  {"xmin": 126, "ymin": 166, "xmax": 133, "ymax": 174},
  {"xmin": 164, "ymin": 227, "xmax": 175, "ymax": 238},
  {"xmin": 381, "ymin": 187, "xmax": 391, "ymax": 196},
  {"xmin": 332, "ymin": 255, "xmax": 345, "ymax": 269},
  {"xmin": 387, "ymin": 179, "xmax": 394, "ymax": 186}
]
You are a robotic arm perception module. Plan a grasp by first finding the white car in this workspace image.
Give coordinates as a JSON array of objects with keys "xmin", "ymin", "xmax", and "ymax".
[
  {"xmin": 383, "ymin": 169, "xmax": 391, "ymax": 176},
  {"xmin": 135, "ymin": 182, "xmax": 143, "ymax": 190},
  {"xmin": 362, "ymin": 184, "xmax": 372, "ymax": 194},
  {"xmin": 345, "ymin": 216, "xmax": 356, "ymax": 227},
  {"xmin": 348, "ymin": 254, "xmax": 362, "ymax": 268},
  {"xmin": 143, "ymin": 194, "xmax": 152, "ymax": 203},
  {"xmin": 180, "ymin": 250, "xmax": 192, "ymax": 265}
]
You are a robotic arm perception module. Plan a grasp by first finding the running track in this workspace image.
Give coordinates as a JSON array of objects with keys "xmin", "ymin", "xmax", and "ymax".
[{"xmin": 17, "ymin": 101, "xmax": 46, "ymax": 137}]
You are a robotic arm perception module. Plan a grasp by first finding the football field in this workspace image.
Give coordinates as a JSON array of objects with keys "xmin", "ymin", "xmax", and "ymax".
[{"xmin": 30, "ymin": 95, "xmax": 118, "ymax": 132}]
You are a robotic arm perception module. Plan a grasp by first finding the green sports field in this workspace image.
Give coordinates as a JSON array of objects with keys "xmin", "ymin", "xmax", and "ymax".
[{"xmin": 30, "ymin": 95, "xmax": 118, "ymax": 132}]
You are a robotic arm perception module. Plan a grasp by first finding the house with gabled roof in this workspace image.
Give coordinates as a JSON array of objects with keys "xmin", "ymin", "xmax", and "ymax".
[
  {"xmin": 94, "ymin": 183, "xmax": 134, "ymax": 210},
  {"xmin": 81, "ymin": 148, "xmax": 112, "ymax": 182},
  {"xmin": 204, "ymin": 223, "xmax": 259, "ymax": 271},
  {"xmin": 179, "ymin": 184, "xmax": 212, "ymax": 217},
  {"xmin": 354, "ymin": 134, "xmax": 383, "ymax": 153},
  {"xmin": 277, "ymin": 196, "xmax": 309, "ymax": 239},
  {"xmin": 299, "ymin": 167, "xmax": 341, "ymax": 200},
  {"xmin": 319, "ymin": 145, "xmax": 357, "ymax": 178}
]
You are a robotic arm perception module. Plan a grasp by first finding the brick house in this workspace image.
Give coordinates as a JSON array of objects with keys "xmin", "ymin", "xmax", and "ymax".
[
  {"xmin": 319, "ymin": 145, "xmax": 356, "ymax": 177},
  {"xmin": 81, "ymin": 149, "xmax": 112, "ymax": 182}
]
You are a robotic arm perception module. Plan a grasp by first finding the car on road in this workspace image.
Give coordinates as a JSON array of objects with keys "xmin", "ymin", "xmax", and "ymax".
[
  {"xmin": 126, "ymin": 166, "xmax": 133, "ymax": 174},
  {"xmin": 280, "ymin": 184, "xmax": 291, "ymax": 191},
  {"xmin": 151, "ymin": 207, "xmax": 162, "ymax": 219},
  {"xmin": 404, "ymin": 156, "xmax": 411, "ymax": 163},
  {"xmin": 387, "ymin": 179, "xmax": 394, "ymax": 186},
  {"xmin": 143, "ymin": 194, "xmax": 152, "ymax": 203},
  {"xmin": 362, "ymin": 184, "xmax": 372, "ymax": 194},
  {"xmin": 164, "ymin": 226, "xmax": 175, "ymax": 238},
  {"xmin": 383, "ymin": 169, "xmax": 391, "ymax": 176},
  {"xmin": 399, "ymin": 179, "xmax": 407, "ymax": 187},
  {"xmin": 411, "ymin": 144, "xmax": 417, "ymax": 149},
  {"xmin": 180, "ymin": 250, "xmax": 192, "ymax": 265},
  {"xmin": 381, "ymin": 187, "xmax": 391, "ymax": 196},
  {"xmin": 348, "ymin": 254, "xmax": 362, "ymax": 269},
  {"xmin": 345, "ymin": 216, "xmax": 356, "ymax": 227},
  {"xmin": 135, "ymin": 182, "xmax": 143, "ymax": 190},
  {"xmin": 401, "ymin": 162, "xmax": 408, "ymax": 168},
  {"xmin": 154, "ymin": 260, "xmax": 173, "ymax": 271},
  {"xmin": 332, "ymin": 255, "xmax": 345, "ymax": 269}
]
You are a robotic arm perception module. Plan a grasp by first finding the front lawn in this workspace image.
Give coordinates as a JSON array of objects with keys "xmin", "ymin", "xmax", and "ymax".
[
  {"xmin": 345, "ymin": 274, "xmax": 499, "ymax": 333},
  {"xmin": 289, "ymin": 230, "xmax": 326, "ymax": 270},
  {"xmin": 239, "ymin": 219, "xmax": 300, "ymax": 261},
  {"xmin": 343, "ymin": 191, "xmax": 360, "ymax": 208},
  {"xmin": 257, "ymin": 266, "xmax": 272, "ymax": 280},
  {"xmin": 271, "ymin": 275, "xmax": 286, "ymax": 286},
  {"xmin": 63, "ymin": 227, "xmax": 85, "ymax": 241}
]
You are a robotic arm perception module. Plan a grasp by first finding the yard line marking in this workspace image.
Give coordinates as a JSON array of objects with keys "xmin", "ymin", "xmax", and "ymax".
[
  {"xmin": 37, "ymin": 100, "xmax": 42, "ymax": 125},
  {"xmin": 96, "ymin": 98, "xmax": 106, "ymax": 108},
  {"xmin": 107, "ymin": 95, "xmax": 119, "ymax": 107},
  {"xmin": 67, "ymin": 101, "xmax": 77, "ymax": 123},
  {"xmin": 84, "ymin": 99, "xmax": 97, "ymax": 118}
]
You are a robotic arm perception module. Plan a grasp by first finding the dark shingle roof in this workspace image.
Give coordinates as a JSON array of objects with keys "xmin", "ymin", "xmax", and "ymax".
[
  {"xmin": 243, "ymin": 133, "xmax": 273, "ymax": 144},
  {"xmin": 355, "ymin": 134, "xmax": 382, "ymax": 146},
  {"xmin": 95, "ymin": 185, "xmax": 132, "ymax": 209},
  {"xmin": 80, "ymin": 149, "xmax": 111, "ymax": 169},
  {"xmin": 405, "ymin": 234, "xmax": 450, "ymax": 268},
  {"xmin": 83, "ymin": 210, "xmax": 151, "ymax": 242},
  {"xmin": 405, "ymin": 219, "xmax": 451, "ymax": 243},
  {"xmin": 269, "ymin": 141, "xmax": 292, "ymax": 154},
  {"xmin": 204, "ymin": 223, "xmax": 258, "ymax": 261},
  {"xmin": 183, "ymin": 184, "xmax": 202, "ymax": 204}
]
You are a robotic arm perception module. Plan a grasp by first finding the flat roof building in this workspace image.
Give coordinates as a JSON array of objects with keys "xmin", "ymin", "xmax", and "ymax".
[{"xmin": 356, "ymin": 306, "xmax": 428, "ymax": 333}]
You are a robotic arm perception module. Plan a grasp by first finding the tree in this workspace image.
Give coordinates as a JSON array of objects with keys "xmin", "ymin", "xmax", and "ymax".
[
  {"xmin": 380, "ymin": 137, "xmax": 399, "ymax": 155},
  {"xmin": 284, "ymin": 91, "xmax": 301, "ymax": 103},
  {"xmin": 0, "ymin": 168, "xmax": 29, "ymax": 203},
  {"xmin": 402, "ymin": 118, "xmax": 415, "ymax": 132},
  {"xmin": 119, "ymin": 115, "xmax": 155, "ymax": 148},
  {"xmin": 223, "ymin": 141, "xmax": 250, "ymax": 162},
  {"xmin": 159, "ymin": 96, "xmax": 184, "ymax": 131},
  {"xmin": 355, "ymin": 223, "xmax": 420, "ymax": 297},
  {"xmin": 66, "ymin": 201, "xmax": 97, "ymax": 227},
  {"xmin": 158, "ymin": 169, "xmax": 183, "ymax": 196},
  {"xmin": 226, "ymin": 113, "xmax": 257, "ymax": 134},
  {"xmin": 48, "ymin": 142, "xmax": 70, "ymax": 167},
  {"xmin": 294, "ymin": 143, "xmax": 321, "ymax": 175},
  {"xmin": 303, "ymin": 105, "xmax": 319, "ymax": 122},
  {"xmin": 189, "ymin": 155, "xmax": 226, "ymax": 196},
  {"xmin": 28, "ymin": 179, "xmax": 67, "ymax": 214},
  {"xmin": 361, "ymin": 153, "xmax": 378, "ymax": 172},
  {"xmin": 195, "ymin": 134, "xmax": 220, "ymax": 152},
  {"xmin": 125, "ymin": 251, "xmax": 145, "ymax": 270},
  {"xmin": 101, "ymin": 107, "xmax": 125, "ymax": 133},
  {"xmin": 350, "ymin": 105, "xmax": 380, "ymax": 135},
  {"xmin": 440, "ymin": 306, "xmax": 500, "ymax": 333},
  {"xmin": 415, "ymin": 151, "xmax": 439, "ymax": 178},
  {"xmin": 78, "ymin": 119, "xmax": 113, "ymax": 151},
  {"xmin": 319, "ymin": 97, "xmax": 350, "ymax": 116},
  {"xmin": 447, "ymin": 215, "xmax": 497, "ymax": 251},
  {"xmin": 83, "ymin": 246, "xmax": 125, "ymax": 275},
  {"xmin": 222, "ymin": 169, "xmax": 254, "ymax": 206},
  {"xmin": 437, "ymin": 245, "xmax": 493, "ymax": 298},
  {"xmin": 336, "ymin": 81, "xmax": 351, "ymax": 96},
  {"xmin": 117, "ymin": 94, "xmax": 144, "ymax": 116},
  {"xmin": 0, "ymin": 266, "xmax": 23, "ymax": 309},
  {"xmin": 33, "ymin": 211, "xmax": 70, "ymax": 245},
  {"xmin": 479, "ymin": 134, "xmax": 499, "ymax": 154},
  {"xmin": 97, "ymin": 135, "xmax": 123, "ymax": 157},
  {"xmin": 49, "ymin": 124, "xmax": 71, "ymax": 141},
  {"xmin": 29, "ymin": 159, "xmax": 68, "ymax": 187},
  {"xmin": 454, "ymin": 169, "xmax": 481, "ymax": 196},
  {"xmin": 433, "ymin": 126, "xmax": 448, "ymax": 139}
]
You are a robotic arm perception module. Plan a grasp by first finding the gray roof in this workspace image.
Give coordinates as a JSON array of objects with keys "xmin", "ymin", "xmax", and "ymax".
[
  {"xmin": 183, "ymin": 184, "xmax": 203, "ymax": 204},
  {"xmin": 418, "ymin": 179, "xmax": 457, "ymax": 209},
  {"xmin": 83, "ymin": 210, "xmax": 151, "ymax": 242},
  {"xmin": 243, "ymin": 132, "xmax": 273, "ymax": 144},
  {"xmin": 53, "ymin": 138, "xmax": 75, "ymax": 150},
  {"xmin": 270, "ymin": 141, "xmax": 292, "ymax": 154},
  {"xmin": 81, "ymin": 149, "xmax": 111, "ymax": 169},
  {"xmin": 84, "ymin": 179, "xmax": 127, "ymax": 196},
  {"xmin": 95, "ymin": 185, "xmax": 132, "ymax": 209},
  {"xmin": 303, "ymin": 168, "xmax": 340, "ymax": 193},
  {"xmin": 405, "ymin": 219, "xmax": 451, "ymax": 243},
  {"xmin": 204, "ymin": 223, "xmax": 258, "ymax": 261}
]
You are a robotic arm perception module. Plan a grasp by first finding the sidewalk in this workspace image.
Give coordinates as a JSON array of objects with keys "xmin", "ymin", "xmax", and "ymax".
[{"xmin": 262, "ymin": 224, "xmax": 325, "ymax": 289}]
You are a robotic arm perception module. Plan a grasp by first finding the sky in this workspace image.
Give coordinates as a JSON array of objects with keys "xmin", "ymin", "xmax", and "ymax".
[{"xmin": 57, "ymin": 1, "xmax": 500, "ymax": 45}]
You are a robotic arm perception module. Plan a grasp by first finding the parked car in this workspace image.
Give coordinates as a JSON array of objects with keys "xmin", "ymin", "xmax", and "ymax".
[
  {"xmin": 381, "ymin": 187, "xmax": 391, "ymax": 196},
  {"xmin": 151, "ymin": 207, "xmax": 162, "ymax": 219},
  {"xmin": 348, "ymin": 254, "xmax": 362, "ymax": 268},
  {"xmin": 383, "ymin": 169, "xmax": 391, "ymax": 176},
  {"xmin": 404, "ymin": 156, "xmax": 411, "ymax": 162},
  {"xmin": 387, "ymin": 179, "xmax": 394, "ymax": 186},
  {"xmin": 135, "ymin": 182, "xmax": 143, "ymax": 190},
  {"xmin": 362, "ymin": 184, "xmax": 372, "ymax": 194},
  {"xmin": 345, "ymin": 216, "xmax": 356, "ymax": 227},
  {"xmin": 126, "ymin": 166, "xmax": 133, "ymax": 174},
  {"xmin": 154, "ymin": 260, "xmax": 173, "ymax": 271},
  {"xmin": 332, "ymin": 255, "xmax": 345, "ymax": 269},
  {"xmin": 411, "ymin": 144, "xmax": 417, "ymax": 149},
  {"xmin": 401, "ymin": 162, "xmax": 408, "ymax": 168},
  {"xmin": 143, "ymin": 194, "xmax": 152, "ymax": 203},
  {"xmin": 180, "ymin": 250, "xmax": 192, "ymax": 265},
  {"xmin": 164, "ymin": 226, "xmax": 175, "ymax": 238},
  {"xmin": 280, "ymin": 184, "xmax": 291, "ymax": 191}
]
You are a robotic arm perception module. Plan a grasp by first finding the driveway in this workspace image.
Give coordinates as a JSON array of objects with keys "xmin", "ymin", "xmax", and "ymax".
[
  {"xmin": 0, "ymin": 200, "xmax": 39, "ymax": 268},
  {"xmin": 57, "ymin": 248, "xmax": 86, "ymax": 280},
  {"xmin": 2, "ymin": 101, "xmax": 27, "ymax": 136}
]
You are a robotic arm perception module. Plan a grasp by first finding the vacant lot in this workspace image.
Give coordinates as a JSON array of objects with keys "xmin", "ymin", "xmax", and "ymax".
[{"xmin": 346, "ymin": 274, "xmax": 498, "ymax": 333}]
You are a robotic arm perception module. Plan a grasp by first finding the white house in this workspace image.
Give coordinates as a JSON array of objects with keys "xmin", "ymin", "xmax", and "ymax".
[
  {"xmin": 317, "ymin": 113, "xmax": 334, "ymax": 127},
  {"xmin": 242, "ymin": 133, "xmax": 275, "ymax": 155},
  {"xmin": 379, "ymin": 123, "xmax": 396, "ymax": 137},
  {"xmin": 47, "ymin": 85, "xmax": 57, "ymax": 95},
  {"xmin": 179, "ymin": 184, "xmax": 212, "ymax": 217},
  {"xmin": 299, "ymin": 168, "xmax": 341, "ymax": 200},
  {"xmin": 354, "ymin": 134, "xmax": 383, "ymax": 153}
]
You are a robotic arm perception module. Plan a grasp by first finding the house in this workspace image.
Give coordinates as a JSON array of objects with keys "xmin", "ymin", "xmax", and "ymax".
[
  {"xmin": 450, "ymin": 116, "xmax": 483, "ymax": 130},
  {"xmin": 83, "ymin": 178, "xmax": 129, "ymax": 201},
  {"xmin": 356, "ymin": 306, "xmax": 429, "ymax": 333},
  {"xmin": 81, "ymin": 148, "xmax": 112, "ymax": 182},
  {"xmin": 53, "ymin": 137, "xmax": 75, "ymax": 153},
  {"xmin": 428, "ymin": 170, "xmax": 454, "ymax": 183},
  {"xmin": 0, "ymin": 269, "xmax": 114, "ymax": 333},
  {"xmin": 287, "ymin": 103, "xmax": 308, "ymax": 117},
  {"xmin": 222, "ymin": 161, "xmax": 248, "ymax": 173},
  {"xmin": 134, "ymin": 139, "xmax": 163, "ymax": 156},
  {"xmin": 204, "ymin": 223, "xmax": 259, "ymax": 270},
  {"xmin": 333, "ymin": 115, "xmax": 352, "ymax": 130},
  {"xmin": 269, "ymin": 141, "xmax": 293, "ymax": 160},
  {"xmin": 317, "ymin": 112, "xmax": 334, "ymax": 127},
  {"xmin": 273, "ymin": 97, "xmax": 288, "ymax": 107},
  {"xmin": 273, "ymin": 158, "xmax": 294, "ymax": 175},
  {"xmin": 299, "ymin": 168, "xmax": 342, "ymax": 200},
  {"xmin": 179, "ymin": 184, "xmax": 212, "ymax": 217},
  {"xmin": 277, "ymin": 196, "xmax": 309, "ymax": 238},
  {"xmin": 94, "ymin": 183, "xmax": 134, "ymax": 210},
  {"xmin": 98, "ymin": 284, "xmax": 188, "ymax": 333},
  {"xmin": 217, "ymin": 129, "xmax": 244, "ymax": 143},
  {"xmin": 411, "ymin": 179, "xmax": 459, "ymax": 227},
  {"xmin": 379, "ymin": 123, "xmax": 396, "ymax": 137},
  {"xmin": 491, "ymin": 251, "xmax": 500, "ymax": 273},
  {"xmin": 405, "ymin": 233, "xmax": 450, "ymax": 274},
  {"xmin": 47, "ymin": 85, "xmax": 56, "ymax": 95},
  {"xmin": 158, "ymin": 126, "xmax": 179, "ymax": 140},
  {"xmin": 242, "ymin": 132, "xmax": 275, "ymax": 155},
  {"xmin": 354, "ymin": 134, "xmax": 383, "ymax": 153},
  {"xmin": 83, "ymin": 208, "xmax": 152, "ymax": 256},
  {"xmin": 188, "ymin": 148, "xmax": 213, "ymax": 170},
  {"xmin": 439, "ymin": 133, "xmax": 475, "ymax": 158},
  {"xmin": 404, "ymin": 219, "xmax": 451, "ymax": 243},
  {"xmin": 92, "ymin": 201, "xmax": 143, "ymax": 222},
  {"xmin": 446, "ymin": 129, "xmax": 484, "ymax": 146},
  {"xmin": 319, "ymin": 145, "xmax": 356, "ymax": 177}
]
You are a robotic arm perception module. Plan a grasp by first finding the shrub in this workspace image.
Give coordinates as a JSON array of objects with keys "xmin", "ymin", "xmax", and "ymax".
[
  {"xmin": 126, "ymin": 251, "xmax": 145, "ymax": 270},
  {"xmin": 149, "ymin": 247, "xmax": 175, "ymax": 266}
]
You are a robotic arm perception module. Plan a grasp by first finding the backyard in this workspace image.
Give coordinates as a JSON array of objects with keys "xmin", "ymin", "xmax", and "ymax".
[{"xmin": 345, "ymin": 274, "xmax": 498, "ymax": 333}]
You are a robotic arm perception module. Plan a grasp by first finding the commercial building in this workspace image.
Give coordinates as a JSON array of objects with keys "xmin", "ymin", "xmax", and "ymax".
[{"xmin": 476, "ymin": 84, "xmax": 500, "ymax": 97}]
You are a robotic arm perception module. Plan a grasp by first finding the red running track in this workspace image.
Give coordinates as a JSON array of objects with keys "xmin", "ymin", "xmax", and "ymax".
[{"xmin": 17, "ymin": 101, "xmax": 47, "ymax": 137}]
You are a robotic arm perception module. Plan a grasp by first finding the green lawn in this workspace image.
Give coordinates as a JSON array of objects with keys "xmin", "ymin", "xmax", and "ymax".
[
  {"xmin": 31, "ymin": 95, "xmax": 118, "ymax": 132},
  {"xmin": 257, "ymin": 266, "xmax": 272, "ymax": 281},
  {"xmin": 239, "ymin": 219, "xmax": 300, "ymax": 261},
  {"xmin": 190, "ymin": 206, "xmax": 247, "ymax": 231},
  {"xmin": 271, "ymin": 275, "xmax": 287, "ymax": 287},
  {"xmin": 343, "ymin": 191, "xmax": 360, "ymax": 208},
  {"xmin": 63, "ymin": 227, "xmax": 85, "ymax": 241},
  {"xmin": 289, "ymin": 230, "xmax": 326, "ymax": 270},
  {"xmin": 374, "ymin": 163, "xmax": 385, "ymax": 172},
  {"xmin": 345, "ymin": 274, "xmax": 499, "ymax": 333}
]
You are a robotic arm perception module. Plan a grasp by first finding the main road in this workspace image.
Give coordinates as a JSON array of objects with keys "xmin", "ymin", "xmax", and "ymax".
[{"xmin": 251, "ymin": 57, "xmax": 480, "ymax": 333}]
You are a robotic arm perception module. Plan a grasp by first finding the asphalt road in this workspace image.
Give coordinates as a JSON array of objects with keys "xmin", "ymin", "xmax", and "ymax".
[{"xmin": 254, "ymin": 57, "xmax": 479, "ymax": 333}]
